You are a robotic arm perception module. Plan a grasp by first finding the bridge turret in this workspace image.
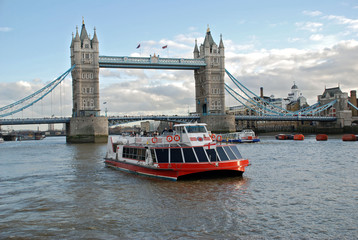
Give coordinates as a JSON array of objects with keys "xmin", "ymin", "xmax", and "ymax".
[
  {"xmin": 67, "ymin": 19, "xmax": 108, "ymax": 143},
  {"xmin": 194, "ymin": 26, "xmax": 226, "ymax": 115},
  {"xmin": 70, "ymin": 20, "xmax": 100, "ymax": 117},
  {"xmin": 194, "ymin": 26, "xmax": 234, "ymax": 132}
]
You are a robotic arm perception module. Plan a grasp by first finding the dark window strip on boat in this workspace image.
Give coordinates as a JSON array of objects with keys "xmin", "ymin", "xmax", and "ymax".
[
  {"xmin": 170, "ymin": 148, "xmax": 183, "ymax": 163},
  {"xmin": 216, "ymin": 146, "xmax": 229, "ymax": 161},
  {"xmin": 194, "ymin": 147, "xmax": 209, "ymax": 162},
  {"xmin": 182, "ymin": 148, "xmax": 198, "ymax": 163},
  {"xmin": 223, "ymin": 146, "xmax": 237, "ymax": 160},
  {"xmin": 229, "ymin": 145, "xmax": 243, "ymax": 159},
  {"xmin": 206, "ymin": 149, "xmax": 219, "ymax": 162},
  {"xmin": 155, "ymin": 148, "xmax": 169, "ymax": 163}
]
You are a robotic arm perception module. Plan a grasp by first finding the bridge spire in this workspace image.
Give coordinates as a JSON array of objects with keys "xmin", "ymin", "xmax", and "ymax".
[{"xmin": 193, "ymin": 39, "xmax": 199, "ymax": 58}]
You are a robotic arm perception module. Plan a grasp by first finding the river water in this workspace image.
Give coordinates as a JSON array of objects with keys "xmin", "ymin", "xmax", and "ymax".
[{"xmin": 0, "ymin": 135, "xmax": 357, "ymax": 239}]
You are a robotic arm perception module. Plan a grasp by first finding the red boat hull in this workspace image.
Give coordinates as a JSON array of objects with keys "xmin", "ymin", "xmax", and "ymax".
[{"xmin": 105, "ymin": 159, "xmax": 249, "ymax": 181}]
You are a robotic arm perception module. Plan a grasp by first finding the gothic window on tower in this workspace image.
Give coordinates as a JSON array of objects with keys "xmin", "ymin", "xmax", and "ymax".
[
  {"xmin": 83, "ymin": 99, "xmax": 86, "ymax": 108},
  {"xmin": 90, "ymin": 99, "xmax": 94, "ymax": 107},
  {"xmin": 85, "ymin": 44, "xmax": 89, "ymax": 49}
]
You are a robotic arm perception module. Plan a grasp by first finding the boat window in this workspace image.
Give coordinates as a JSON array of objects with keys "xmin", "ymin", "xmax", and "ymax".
[
  {"xmin": 182, "ymin": 148, "xmax": 197, "ymax": 162},
  {"xmin": 194, "ymin": 147, "xmax": 209, "ymax": 162},
  {"xmin": 122, "ymin": 147, "xmax": 146, "ymax": 161},
  {"xmin": 170, "ymin": 148, "xmax": 183, "ymax": 163},
  {"xmin": 151, "ymin": 149, "xmax": 157, "ymax": 163},
  {"xmin": 206, "ymin": 149, "xmax": 218, "ymax": 162},
  {"xmin": 129, "ymin": 148, "xmax": 134, "ymax": 158},
  {"xmin": 185, "ymin": 125, "xmax": 207, "ymax": 133},
  {"xmin": 136, "ymin": 148, "xmax": 146, "ymax": 161},
  {"xmin": 229, "ymin": 145, "xmax": 242, "ymax": 159},
  {"xmin": 155, "ymin": 149, "xmax": 169, "ymax": 163},
  {"xmin": 223, "ymin": 146, "xmax": 236, "ymax": 160},
  {"xmin": 123, "ymin": 147, "xmax": 129, "ymax": 159},
  {"xmin": 216, "ymin": 146, "xmax": 229, "ymax": 161}
]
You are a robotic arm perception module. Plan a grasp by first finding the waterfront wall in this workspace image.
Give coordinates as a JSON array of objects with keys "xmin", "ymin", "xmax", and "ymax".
[
  {"xmin": 200, "ymin": 114, "xmax": 235, "ymax": 133},
  {"xmin": 256, "ymin": 124, "xmax": 358, "ymax": 134}
]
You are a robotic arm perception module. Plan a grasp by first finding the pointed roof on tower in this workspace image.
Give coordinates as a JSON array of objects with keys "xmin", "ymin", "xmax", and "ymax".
[
  {"xmin": 80, "ymin": 18, "xmax": 89, "ymax": 41},
  {"xmin": 74, "ymin": 26, "xmax": 80, "ymax": 41},
  {"xmin": 203, "ymin": 25, "xmax": 216, "ymax": 47},
  {"xmin": 219, "ymin": 34, "xmax": 224, "ymax": 49},
  {"xmin": 194, "ymin": 39, "xmax": 199, "ymax": 53},
  {"xmin": 92, "ymin": 27, "xmax": 98, "ymax": 43}
]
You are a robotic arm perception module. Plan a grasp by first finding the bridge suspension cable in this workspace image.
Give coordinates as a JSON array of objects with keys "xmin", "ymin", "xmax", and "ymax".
[
  {"xmin": 0, "ymin": 65, "xmax": 75, "ymax": 118},
  {"xmin": 225, "ymin": 69, "xmax": 292, "ymax": 115},
  {"xmin": 225, "ymin": 69, "xmax": 337, "ymax": 117},
  {"xmin": 348, "ymin": 101, "xmax": 358, "ymax": 111}
]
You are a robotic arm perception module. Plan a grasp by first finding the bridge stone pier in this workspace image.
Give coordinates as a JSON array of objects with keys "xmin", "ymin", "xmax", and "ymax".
[{"xmin": 67, "ymin": 20, "xmax": 108, "ymax": 143}]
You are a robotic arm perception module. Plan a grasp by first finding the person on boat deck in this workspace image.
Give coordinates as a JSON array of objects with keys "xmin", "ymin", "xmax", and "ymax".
[{"xmin": 162, "ymin": 128, "xmax": 168, "ymax": 134}]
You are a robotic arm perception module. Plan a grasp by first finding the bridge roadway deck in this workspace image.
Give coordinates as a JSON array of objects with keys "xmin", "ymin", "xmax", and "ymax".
[
  {"xmin": 99, "ymin": 56, "xmax": 206, "ymax": 70},
  {"xmin": 0, "ymin": 115, "xmax": 336, "ymax": 125}
]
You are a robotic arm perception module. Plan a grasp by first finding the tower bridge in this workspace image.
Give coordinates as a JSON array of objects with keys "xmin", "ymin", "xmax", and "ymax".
[{"xmin": 1, "ymin": 20, "xmax": 355, "ymax": 142}]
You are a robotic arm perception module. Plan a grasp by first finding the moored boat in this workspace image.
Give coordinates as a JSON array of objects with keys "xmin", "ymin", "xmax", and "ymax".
[
  {"xmin": 220, "ymin": 129, "xmax": 260, "ymax": 143},
  {"xmin": 0, "ymin": 137, "xmax": 4, "ymax": 143},
  {"xmin": 104, "ymin": 123, "xmax": 249, "ymax": 181},
  {"xmin": 316, "ymin": 134, "xmax": 328, "ymax": 141},
  {"xmin": 293, "ymin": 134, "xmax": 304, "ymax": 141},
  {"xmin": 342, "ymin": 134, "xmax": 357, "ymax": 141},
  {"xmin": 275, "ymin": 134, "xmax": 294, "ymax": 140}
]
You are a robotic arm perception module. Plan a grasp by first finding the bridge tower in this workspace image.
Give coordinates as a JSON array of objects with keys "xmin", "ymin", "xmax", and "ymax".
[
  {"xmin": 194, "ymin": 27, "xmax": 235, "ymax": 132},
  {"xmin": 67, "ymin": 20, "xmax": 108, "ymax": 143}
]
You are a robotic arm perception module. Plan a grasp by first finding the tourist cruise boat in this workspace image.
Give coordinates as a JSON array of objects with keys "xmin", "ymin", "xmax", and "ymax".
[
  {"xmin": 221, "ymin": 129, "xmax": 260, "ymax": 143},
  {"xmin": 104, "ymin": 123, "xmax": 249, "ymax": 181}
]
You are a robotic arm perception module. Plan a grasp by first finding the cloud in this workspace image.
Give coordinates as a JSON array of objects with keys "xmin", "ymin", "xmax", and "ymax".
[
  {"xmin": 310, "ymin": 34, "xmax": 324, "ymax": 41},
  {"xmin": 0, "ymin": 27, "xmax": 12, "ymax": 32},
  {"xmin": 296, "ymin": 21, "xmax": 323, "ymax": 32},
  {"xmin": 324, "ymin": 15, "xmax": 358, "ymax": 30},
  {"xmin": 302, "ymin": 10, "xmax": 323, "ymax": 17}
]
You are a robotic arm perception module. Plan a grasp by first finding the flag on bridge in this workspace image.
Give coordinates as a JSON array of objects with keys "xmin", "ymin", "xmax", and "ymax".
[
  {"xmin": 162, "ymin": 45, "xmax": 168, "ymax": 49},
  {"xmin": 136, "ymin": 44, "xmax": 141, "ymax": 49}
]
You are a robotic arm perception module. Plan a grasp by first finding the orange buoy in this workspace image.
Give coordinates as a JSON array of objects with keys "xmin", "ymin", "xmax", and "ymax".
[
  {"xmin": 216, "ymin": 135, "xmax": 223, "ymax": 142},
  {"xmin": 342, "ymin": 134, "xmax": 356, "ymax": 141},
  {"xmin": 293, "ymin": 134, "xmax": 304, "ymax": 141},
  {"xmin": 316, "ymin": 134, "xmax": 328, "ymax": 141},
  {"xmin": 174, "ymin": 135, "xmax": 180, "ymax": 142},
  {"xmin": 166, "ymin": 135, "xmax": 173, "ymax": 142}
]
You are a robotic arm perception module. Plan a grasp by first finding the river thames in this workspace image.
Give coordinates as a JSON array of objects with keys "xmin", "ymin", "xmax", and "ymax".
[{"xmin": 0, "ymin": 135, "xmax": 357, "ymax": 239}]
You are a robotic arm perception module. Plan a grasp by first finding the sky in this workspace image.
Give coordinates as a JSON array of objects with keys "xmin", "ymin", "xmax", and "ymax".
[{"xmin": 1, "ymin": 0, "xmax": 358, "ymax": 124}]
